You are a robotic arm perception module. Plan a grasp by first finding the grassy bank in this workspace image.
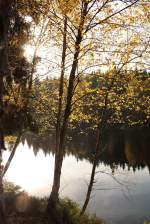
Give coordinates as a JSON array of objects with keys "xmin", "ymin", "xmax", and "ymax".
[{"xmin": 5, "ymin": 182, "xmax": 105, "ymax": 224}]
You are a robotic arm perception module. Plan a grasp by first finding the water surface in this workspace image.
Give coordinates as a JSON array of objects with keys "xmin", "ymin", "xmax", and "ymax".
[{"xmin": 3, "ymin": 129, "xmax": 150, "ymax": 224}]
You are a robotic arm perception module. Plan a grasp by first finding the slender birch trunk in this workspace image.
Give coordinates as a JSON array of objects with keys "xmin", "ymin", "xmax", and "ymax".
[
  {"xmin": 80, "ymin": 93, "xmax": 109, "ymax": 215},
  {"xmin": 47, "ymin": 3, "xmax": 88, "ymax": 223}
]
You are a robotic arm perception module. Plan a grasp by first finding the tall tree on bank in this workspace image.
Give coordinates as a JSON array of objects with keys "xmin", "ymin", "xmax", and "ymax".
[
  {"xmin": 43, "ymin": 0, "xmax": 150, "ymax": 221},
  {"xmin": 47, "ymin": 3, "xmax": 89, "ymax": 220}
]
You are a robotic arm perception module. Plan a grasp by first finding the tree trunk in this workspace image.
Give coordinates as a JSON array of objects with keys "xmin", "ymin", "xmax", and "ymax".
[
  {"xmin": 80, "ymin": 156, "xmax": 97, "ymax": 216},
  {"xmin": 0, "ymin": 131, "xmax": 8, "ymax": 224},
  {"xmin": 46, "ymin": 16, "xmax": 67, "ymax": 224},
  {"xmin": 47, "ymin": 3, "xmax": 88, "ymax": 223},
  {"xmin": 2, "ymin": 131, "xmax": 22, "ymax": 177},
  {"xmin": 80, "ymin": 92, "xmax": 109, "ymax": 215}
]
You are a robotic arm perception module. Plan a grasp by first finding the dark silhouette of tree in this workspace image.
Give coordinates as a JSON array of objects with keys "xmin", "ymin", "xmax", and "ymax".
[{"xmin": 0, "ymin": 1, "xmax": 38, "ymax": 223}]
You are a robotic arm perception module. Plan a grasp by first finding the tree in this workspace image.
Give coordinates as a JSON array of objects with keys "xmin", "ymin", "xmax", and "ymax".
[
  {"xmin": 0, "ymin": 1, "xmax": 14, "ymax": 222},
  {"xmin": 0, "ymin": 1, "xmax": 41, "ymax": 222},
  {"xmin": 24, "ymin": 0, "xmax": 148, "ymax": 222},
  {"xmin": 30, "ymin": 68, "xmax": 150, "ymax": 218},
  {"xmin": 29, "ymin": 0, "xmax": 150, "ymax": 222},
  {"xmin": 73, "ymin": 68, "xmax": 149, "ymax": 215}
]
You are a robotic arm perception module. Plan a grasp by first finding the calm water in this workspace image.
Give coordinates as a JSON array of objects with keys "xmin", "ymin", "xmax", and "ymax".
[{"xmin": 3, "ymin": 130, "xmax": 150, "ymax": 224}]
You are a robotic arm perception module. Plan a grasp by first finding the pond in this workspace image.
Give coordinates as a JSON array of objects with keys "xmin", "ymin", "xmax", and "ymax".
[{"xmin": 3, "ymin": 129, "xmax": 150, "ymax": 224}]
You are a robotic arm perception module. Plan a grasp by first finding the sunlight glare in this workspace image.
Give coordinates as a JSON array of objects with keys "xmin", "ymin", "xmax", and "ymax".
[
  {"xmin": 3, "ymin": 142, "xmax": 55, "ymax": 197},
  {"xmin": 24, "ymin": 45, "xmax": 35, "ymax": 61}
]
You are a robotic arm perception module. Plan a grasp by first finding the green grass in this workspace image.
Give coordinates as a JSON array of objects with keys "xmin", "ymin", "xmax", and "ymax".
[{"xmin": 59, "ymin": 198, "xmax": 105, "ymax": 224}]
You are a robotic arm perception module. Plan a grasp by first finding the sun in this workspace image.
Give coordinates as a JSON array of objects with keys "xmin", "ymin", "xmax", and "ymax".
[{"xmin": 24, "ymin": 45, "xmax": 35, "ymax": 61}]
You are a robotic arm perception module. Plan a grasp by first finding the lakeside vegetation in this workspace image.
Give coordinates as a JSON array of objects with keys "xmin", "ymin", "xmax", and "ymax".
[{"xmin": 5, "ymin": 182, "xmax": 105, "ymax": 224}]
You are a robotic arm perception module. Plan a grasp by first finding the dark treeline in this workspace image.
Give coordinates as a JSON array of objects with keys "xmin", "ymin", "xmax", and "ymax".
[{"xmin": 23, "ymin": 127, "xmax": 150, "ymax": 173}]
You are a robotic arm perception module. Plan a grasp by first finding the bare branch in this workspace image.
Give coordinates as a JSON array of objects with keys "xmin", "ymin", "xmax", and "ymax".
[{"xmin": 85, "ymin": 0, "xmax": 139, "ymax": 33}]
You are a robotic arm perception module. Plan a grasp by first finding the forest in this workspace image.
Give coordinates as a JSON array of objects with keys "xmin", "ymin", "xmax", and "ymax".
[{"xmin": 0, "ymin": 0, "xmax": 150, "ymax": 224}]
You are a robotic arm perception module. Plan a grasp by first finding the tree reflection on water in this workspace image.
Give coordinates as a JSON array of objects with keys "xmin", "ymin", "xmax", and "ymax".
[{"xmin": 22, "ymin": 128, "xmax": 150, "ymax": 173}]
